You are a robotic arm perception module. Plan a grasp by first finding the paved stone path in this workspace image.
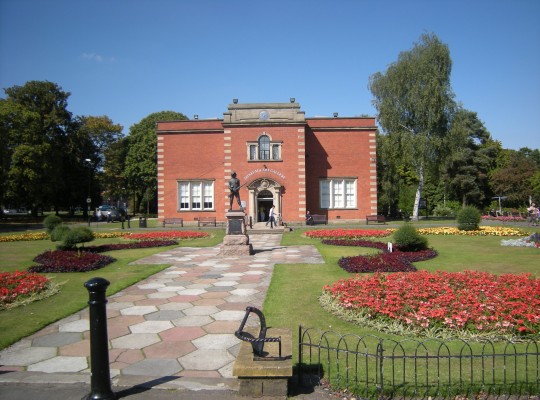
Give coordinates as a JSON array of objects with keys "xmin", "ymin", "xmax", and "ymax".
[{"xmin": 0, "ymin": 233, "xmax": 324, "ymax": 389}]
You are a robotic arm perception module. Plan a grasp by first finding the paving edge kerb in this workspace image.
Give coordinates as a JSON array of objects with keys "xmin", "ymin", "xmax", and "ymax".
[{"xmin": 0, "ymin": 370, "xmax": 238, "ymax": 391}]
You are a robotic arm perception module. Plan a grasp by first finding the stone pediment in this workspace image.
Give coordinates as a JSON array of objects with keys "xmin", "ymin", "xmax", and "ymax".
[{"xmin": 223, "ymin": 102, "xmax": 305, "ymax": 124}]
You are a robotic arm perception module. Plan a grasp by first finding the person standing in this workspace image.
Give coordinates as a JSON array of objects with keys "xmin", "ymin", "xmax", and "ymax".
[
  {"xmin": 527, "ymin": 203, "xmax": 538, "ymax": 226},
  {"xmin": 259, "ymin": 206, "xmax": 265, "ymax": 222},
  {"xmin": 266, "ymin": 205, "xmax": 275, "ymax": 228}
]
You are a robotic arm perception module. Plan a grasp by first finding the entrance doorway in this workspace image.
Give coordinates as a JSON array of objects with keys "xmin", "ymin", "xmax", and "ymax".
[{"xmin": 257, "ymin": 190, "xmax": 274, "ymax": 222}]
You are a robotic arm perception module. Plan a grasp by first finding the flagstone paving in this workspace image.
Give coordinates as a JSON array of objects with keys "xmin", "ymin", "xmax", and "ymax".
[{"xmin": 0, "ymin": 234, "xmax": 324, "ymax": 384}]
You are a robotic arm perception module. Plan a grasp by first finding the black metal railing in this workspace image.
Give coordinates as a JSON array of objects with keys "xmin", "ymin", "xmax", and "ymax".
[{"xmin": 298, "ymin": 327, "xmax": 540, "ymax": 399}]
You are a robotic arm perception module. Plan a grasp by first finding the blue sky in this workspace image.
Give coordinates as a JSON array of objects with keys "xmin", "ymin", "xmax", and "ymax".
[{"xmin": 1, "ymin": 0, "xmax": 538, "ymax": 150}]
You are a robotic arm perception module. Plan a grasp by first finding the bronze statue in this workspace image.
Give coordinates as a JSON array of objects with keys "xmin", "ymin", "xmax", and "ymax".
[{"xmin": 228, "ymin": 171, "xmax": 242, "ymax": 210}]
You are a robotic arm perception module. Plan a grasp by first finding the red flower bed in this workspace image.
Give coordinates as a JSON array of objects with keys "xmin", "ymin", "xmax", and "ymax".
[
  {"xmin": 322, "ymin": 239, "xmax": 388, "ymax": 251},
  {"xmin": 29, "ymin": 251, "xmax": 115, "ymax": 273},
  {"xmin": 125, "ymin": 231, "xmax": 209, "ymax": 240},
  {"xmin": 323, "ymin": 271, "xmax": 540, "ymax": 336},
  {"xmin": 306, "ymin": 229, "xmax": 391, "ymax": 239},
  {"xmin": 85, "ymin": 240, "xmax": 178, "ymax": 253},
  {"xmin": 0, "ymin": 270, "xmax": 50, "ymax": 307}
]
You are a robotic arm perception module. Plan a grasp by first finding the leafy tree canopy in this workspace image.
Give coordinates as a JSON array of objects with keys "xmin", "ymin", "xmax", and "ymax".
[
  {"xmin": 444, "ymin": 109, "xmax": 500, "ymax": 207},
  {"xmin": 490, "ymin": 150, "xmax": 537, "ymax": 207},
  {"xmin": 369, "ymin": 33, "xmax": 456, "ymax": 219},
  {"xmin": 1, "ymin": 81, "xmax": 75, "ymax": 212}
]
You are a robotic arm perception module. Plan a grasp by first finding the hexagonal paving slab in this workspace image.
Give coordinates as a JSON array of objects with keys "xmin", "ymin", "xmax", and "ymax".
[
  {"xmin": 120, "ymin": 306, "xmax": 158, "ymax": 316},
  {"xmin": 27, "ymin": 356, "xmax": 87, "ymax": 373},
  {"xmin": 130, "ymin": 320, "xmax": 173, "ymax": 334},
  {"xmin": 58, "ymin": 319, "xmax": 89, "ymax": 333},
  {"xmin": 192, "ymin": 334, "xmax": 240, "ymax": 350},
  {"xmin": 121, "ymin": 358, "xmax": 182, "ymax": 376},
  {"xmin": 178, "ymin": 349, "xmax": 235, "ymax": 370},
  {"xmin": 110, "ymin": 333, "xmax": 161, "ymax": 349},
  {"xmin": 0, "ymin": 347, "xmax": 57, "ymax": 366}
]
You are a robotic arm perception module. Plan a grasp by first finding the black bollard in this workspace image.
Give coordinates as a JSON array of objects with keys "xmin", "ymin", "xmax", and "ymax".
[{"xmin": 84, "ymin": 277, "xmax": 116, "ymax": 400}]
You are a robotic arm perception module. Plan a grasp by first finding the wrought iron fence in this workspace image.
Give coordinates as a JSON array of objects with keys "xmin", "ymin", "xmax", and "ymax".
[{"xmin": 298, "ymin": 326, "xmax": 540, "ymax": 399}]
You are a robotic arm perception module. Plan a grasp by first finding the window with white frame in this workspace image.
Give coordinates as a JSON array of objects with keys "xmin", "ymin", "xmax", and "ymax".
[
  {"xmin": 178, "ymin": 180, "xmax": 214, "ymax": 210},
  {"xmin": 319, "ymin": 178, "xmax": 357, "ymax": 209},
  {"xmin": 259, "ymin": 135, "xmax": 270, "ymax": 160},
  {"xmin": 247, "ymin": 133, "xmax": 282, "ymax": 161}
]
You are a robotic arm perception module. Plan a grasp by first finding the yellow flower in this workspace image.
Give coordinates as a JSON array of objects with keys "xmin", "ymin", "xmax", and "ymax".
[{"xmin": 417, "ymin": 226, "xmax": 526, "ymax": 237}]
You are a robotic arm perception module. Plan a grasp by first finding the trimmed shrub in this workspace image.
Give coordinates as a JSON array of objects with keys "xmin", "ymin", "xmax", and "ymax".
[
  {"xmin": 50, "ymin": 225, "xmax": 71, "ymax": 242},
  {"xmin": 457, "ymin": 206, "xmax": 481, "ymax": 231},
  {"xmin": 43, "ymin": 215, "xmax": 63, "ymax": 233},
  {"xmin": 393, "ymin": 223, "xmax": 428, "ymax": 252},
  {"xmin": 59, "ymin": 227, "xmax": 94, "ymax": 250}
]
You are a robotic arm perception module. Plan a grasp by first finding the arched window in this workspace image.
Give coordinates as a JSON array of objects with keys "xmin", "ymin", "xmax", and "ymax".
[
  {"xmin": 247, "ymin": 132, "xmax": 282, "ymax": 162},
  {"xmin": 258, "ymin": 135, "xmax": 270, "ymax": 160}
]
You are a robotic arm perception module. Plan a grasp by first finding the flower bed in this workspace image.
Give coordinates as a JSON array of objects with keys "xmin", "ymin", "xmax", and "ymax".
[
  {"xmin": 322, "ymin": 238, "xmax": 437, "ymax": 273},
  {"xmin": 416, "ymin": 226, "xmax": 527, "ymax": 236},
  {"xmin": 482, "ymin": 215, "xmax": 526, "ymax": 223},
  {"xmin": 0, "ymin": 270, "xmax": 52, "ymax": 309},
  {"xmin": 501, "ymin": 232, "xmax": 540, "ymax": 248},
  {"xmin": 322, "ymin": 270, "xmax": 540, "ymax": 338},
  {"xmin": 338, "ymin": 248, "xmax": 437, "ymax": 273},
  {"xmin": 0, "ymin": 232, "xmax": 49, "ymax": 242},
  {"xmin": 305, "ymin": 229, "xmax": 392, "ymax": 239},
  {"xmin": 322, "ymin": 239, "xmax": 388, "ymax": 250},
  {"xmin": 0, "ymin": 230, "xmax": 211, "ymax": 242},
  {"xmin": 27, "ymin": 239, "xmax": 180, "ymax": 273},
  {"xmin": 29, "ymin": 251, "xmax": 116, "ymax": 273},
  {"xmin": 124, "ymin": 231, "xmax": 209, "ymax": 240},
  {"xmin": 84, "ymin": 240, "xmax": 178, "ymax": 253}
]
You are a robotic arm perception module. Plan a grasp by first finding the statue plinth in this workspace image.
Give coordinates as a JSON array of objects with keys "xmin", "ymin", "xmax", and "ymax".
[{"xmin": 220, "ymin": 211, "xmax": 253, "ymax": 256}]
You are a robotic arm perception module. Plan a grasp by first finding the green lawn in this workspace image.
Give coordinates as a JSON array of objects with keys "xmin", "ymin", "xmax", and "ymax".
[{"xmin": 0, "ymin": 228, "xmax": 224, "ymax": 349}]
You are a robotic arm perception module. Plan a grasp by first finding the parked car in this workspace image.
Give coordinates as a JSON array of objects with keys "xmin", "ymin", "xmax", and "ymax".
[{"xmin": 95, "ymin": 205, "xmax": 125, "ymax": 222}]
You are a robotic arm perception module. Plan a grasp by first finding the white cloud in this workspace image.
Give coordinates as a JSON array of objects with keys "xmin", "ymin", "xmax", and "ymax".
[{"xmin": 81, "ymin": 53, "xmax": 116, "ymax": 63}]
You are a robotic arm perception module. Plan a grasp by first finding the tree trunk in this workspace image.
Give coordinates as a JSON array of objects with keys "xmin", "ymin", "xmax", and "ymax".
[{"xmin": 412, "ymin": 163, "xmax": 424, "ymax": 221}]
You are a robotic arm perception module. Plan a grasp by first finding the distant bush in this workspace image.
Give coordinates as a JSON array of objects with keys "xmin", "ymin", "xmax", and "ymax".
[
  {"xmin": 457, "ymin": 206, "xmax": 481, "ymax": 231},
  {"xmin": 43, "ymin": 215, "xmax": 63, "ymax": 233},
  {"xmin": 432, "ymin": 204, "xmax": 454, "ymax": 217},
  {"xmin": 393, "ymin": 223, "xmax": 428, "ymax": 252}
]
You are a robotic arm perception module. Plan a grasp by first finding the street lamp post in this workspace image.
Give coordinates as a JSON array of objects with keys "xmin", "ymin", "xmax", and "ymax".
[{"xmin": 84, "ymin": 159, "xmax": 93, "ymax": 224}]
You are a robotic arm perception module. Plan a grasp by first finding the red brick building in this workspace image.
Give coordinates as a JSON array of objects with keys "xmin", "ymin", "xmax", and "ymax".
[{"xmin": 156, "ymin": 101, "xmax": 377, "ymax": 225}]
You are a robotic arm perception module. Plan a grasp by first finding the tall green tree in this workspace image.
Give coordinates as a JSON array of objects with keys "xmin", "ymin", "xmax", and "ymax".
[
  {"xmin": 75, "ymin": 116, "xmax": 124, "ymax": 214},
  {"xmin": 124, "ymin": 111, "xmax": 187, "ymax": 213},
  {"xmin": 443, "ymin": 109, "xmax": 500, "ymax": 208},
  {"xmin": 1, "ymin": 81, "xmax": 75, "ymax": 215},
  {"xmin": 101, "ymin": 136, "xmax": 130, "ymax": 210},
  {"xmin": 77, "ymin": 116, "xmax": 124, "ymax": 169},
  {"xmin": 490, "ymin": 150, "xmax": 538, "ymax": 208},
  {"xmin": 369, "ymin": 33, "xmax": 455, "ymax": 220},
  {"xmin": 0, "ymin": 100, "xmax": 40, "ymax": 211}
]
